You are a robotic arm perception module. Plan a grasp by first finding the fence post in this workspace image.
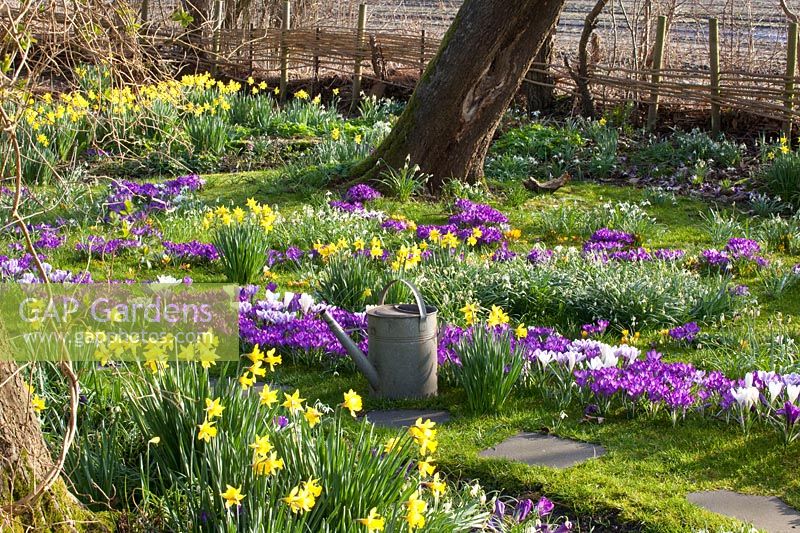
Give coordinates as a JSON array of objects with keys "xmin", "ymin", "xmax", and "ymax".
[
  {"xmin": 351, "ymin": 3, "xmax": 367, "ymax": 109},
  {"xmin": 211, "ymin": 0, "xmax": 223, "ymax": 76},
  {"xmin": 249, "ymin": 23, "xmax": 255, "ymax": 73},
  {"xmin": 785, "ymin": 22, "xmax": 798, "ymax": 137},
  {"xmin": 419, "ymin": 29, "xmax": 426, "ymax": 80},
  {"xmin": 313, "ymin": 27, "xmax": 321, "ymax": 94},
  {"xmin": 646, "ymin": 15, "xmax": 667, "ymax": 130},
  {"xmin": 709, "ymin": 18, "xmax": 721, "ymax": 136},
  {"xmin": 139, "ymin": 0, "xmax": 149, "ymax": 23},
  {"xmin": 279, "ymin": 0, "xmax": 291, "ymax": 103}
]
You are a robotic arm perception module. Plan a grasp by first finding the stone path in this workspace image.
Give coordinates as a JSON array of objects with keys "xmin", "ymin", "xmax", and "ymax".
[
  {"xmin": 688, "ymin": 490, "xmax": 800, "ymax": 532},
  {"xmin": 364, "ymin": 409, "xmax": 451, "ymax": 428},
  {"xmin": 479, "ymin": 432, "xmax": 605, "ymax": 469}
]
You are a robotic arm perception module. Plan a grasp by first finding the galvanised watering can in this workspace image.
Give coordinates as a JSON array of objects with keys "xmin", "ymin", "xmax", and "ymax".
[{"xmin": 322, "ymin": 279, "xmax": 438, "ymax": 399}]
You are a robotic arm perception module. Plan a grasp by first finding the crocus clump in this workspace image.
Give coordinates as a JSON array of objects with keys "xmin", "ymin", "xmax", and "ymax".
[
  {"xmin": 669, "ymin": 322, "xmax": 700, "ymax": 343},
  {"xmin": 76, "ymin": 236, "xmax": 140, "ymax": 257},
  {"xmin": 330, "ymin": 185, "xmax": 382, "ymax": 213},
  {"xmin": 527, "ymin": 247, "xmax": 554, "ymax": 265},
  {"xmin": 448, "ymin": 199, "xmax": 509, "ymax": 227},
  {"xmin": 239, "ymin": 288, "xmax": 368, "ymax": 358},
  {"xmin": 106, "ymin": 174, "xmax": 204, "ymax": 214},
  {"xmin": 163, "ymin": 240, "xmax": 219, "ymax": 262},
  {"xmin": 701, "ymin": 237, "xmax": 768, "ymax": 271}
]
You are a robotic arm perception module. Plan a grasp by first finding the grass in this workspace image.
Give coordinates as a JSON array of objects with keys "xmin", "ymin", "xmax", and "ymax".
[
  {"xmin": 279, "ymin": 359, "xmax": 798, "ymax": 532},
  {"xmin": 8, "ymin": 167, "xmax": 800, "ymax": 531}
]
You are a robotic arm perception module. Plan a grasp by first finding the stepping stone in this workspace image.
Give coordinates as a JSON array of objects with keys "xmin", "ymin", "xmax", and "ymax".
[
  {"xmin": 688, "ymin": 490, "xmax": 800, "ymax": 532},
  {"xmin": 365, "ymin": 409, "xmax": 451, "ymax": 428},
  {"xmin": 479, "ymin": 432, "xmax": 605, "ymax": 469}
]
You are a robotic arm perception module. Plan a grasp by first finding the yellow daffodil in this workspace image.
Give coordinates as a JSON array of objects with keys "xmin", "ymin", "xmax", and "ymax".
[
  {"xmin": 357, "ymin": 508, "xmax": 385, "ymax": 531},
  {"xmin": 259, "ymin": 384, "xmax": 279, "ymax": 407},
  {"xmin": 405, "ymin": 491, "xmax": 427, "ymax": 530},
  {"xmin": 417, "ymin": 456, "xmax": 435, "ymax": 478},
  {"xmin": 460, "ymin": 302, "xmax": 479, "ymax": 326},
  {"xmin": 253, "ymin": 451, "xmax": 284, "ymax": 476},
  {"xmin": 487, "ymin": 305, "xmax": 509, "ymax": 327},
  {"xmin": 265, "ymin": 348, "xmax": 282, "ymax": 371},
  {"xmin": 384, "ymin": 437, "xmax": 400, "ymax": 453},
  {"xmin": 282, "ymin": 389, "xmax": 305, "ymax": 413},
  {"xmin": 249, "ymin": 434, "xmax": 273, "ymax": 456},
  {"xmin": 205, "ymin": 397, "xmax": 225, "ymax": 420},
  {"xmin": 197, "ymin": 420, "xmax": 218, "ymax": 442},
  {"xmin": 342, "ymin": 389, "xmax": 363, "ymax": 417},
  {"xmin": 220, "ymin": 484, "xmax": 245, "ymax": 508},
  {"xmin": 239, "ymin": 373, "xmax": 256, "ymax": 390},
  {"xmin": 515, "ymin": 324, "xmax": 528, "ymax": 338},
  {"xmin": 304, "ymin": 405, "xmax": 322, "ymax": 427},
  {"xmin": 427, "ymin": 472, "xmax": 446, "ymax": 497},
  {"xmin": 30, "ymin": 394, "xmax": 46, "ymax": 413}
]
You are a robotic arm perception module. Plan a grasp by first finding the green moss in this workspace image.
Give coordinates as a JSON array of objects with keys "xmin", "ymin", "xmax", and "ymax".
[{"xmin": 1, "ymin": 451, "xmax": 113, "ymax": 532}]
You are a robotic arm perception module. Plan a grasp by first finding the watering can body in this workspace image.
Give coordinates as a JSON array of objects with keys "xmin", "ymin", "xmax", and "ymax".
[{"xmin": 322, "ymin": 280, "xmax": 438, "ymax": 399}]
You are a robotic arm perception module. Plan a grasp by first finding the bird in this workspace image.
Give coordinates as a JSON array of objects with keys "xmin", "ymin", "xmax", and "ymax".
[{"xmin": 523, "ymin": 172, "xmax": 571, "ymax": 193}]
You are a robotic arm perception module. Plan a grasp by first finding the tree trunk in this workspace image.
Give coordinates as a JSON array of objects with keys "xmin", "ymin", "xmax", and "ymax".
[
  {"xmin": 526, "ymin": 28, "xmax": 557, "ymax": 114},
  {"xmin": 352, "ymin": 0, "xmax": 566, "ymax": 192},
  {"xmin": 0, "ymin": 363, "xmax": 104, "ymax": 532}
]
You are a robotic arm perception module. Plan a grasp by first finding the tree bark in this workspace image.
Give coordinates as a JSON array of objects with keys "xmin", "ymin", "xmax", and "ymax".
[
  {"xmin": 574, "ymin": 0, "xmax": 609, "ymax": 118},
  {"xmin": 0, "ymin": 362, "xmax": 104, "ymax": 532},
  {"xmin": 526, "ymin": 28, "xmax": 557, "ymax": 114},
  {"xmin": 352, "ymin": 0, "xmax": 566, "ymax": 192}
]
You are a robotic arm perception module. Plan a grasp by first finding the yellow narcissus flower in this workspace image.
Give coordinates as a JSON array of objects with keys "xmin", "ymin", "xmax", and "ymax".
[
  {"xmin": 197, "ymin": 420, "xmax": 217, "ymax": 442},
  {"xmin": 249, "ymin": 360, "xmax": 267, "ymax": 378},
  {"xmin": 30, "ymin": 394, "xmax": 46, "ymax": 413},
  {"xmin": 220, "ymin": 484, "xmax": 245, "ymax": 508},
  {"xmin": 384, "ymin": 437, "xmax": 400, "ymax": 453},
  {"xmin": 249, "ymin": 434, "xmax": 273, "ymax": 456},
  {"xmin": 259, "ymin": 384, "xmax": 279, "ymax": 407},
  {"xmin": 357, "ymin": 507, "xmax": 385, "ymax": 531},
  {"xmin": 253, "ymin": 451, "xmax": 284, "ymax": 476},
  {"xmin": 265, "ymin": 348, "xmax": 282, "ymax": 371},
  {"xmin": 294, "ymin": 89, "xmax": 309, "ymax": 100},
  {"xmin": 239, "ymin": 373, "xmax": 255, "ymax": 390},
  {"xmin": 410, "ymin": 418, "xmax": 438, "ymax": 455},
  {"xmin": 515, "ymin": 324, "xmax": 528, "ymax": 338},
  {"xmin": 487, "ymin": 305, "xmax": 509, "ymax": 327},
  {"xmin": 304, "ymin": 405, "xmax": 322, "ymax": 427},
  {"xmin": 405, "ymin": 491, "xmax": 427, "ymax": 530},
  {"xmin": 342, "ymin": 389, "xmax": 363, "ymax": 417},
  {"xmin": 248, "ymin": 343, "xmax": 264, "ymax": 362},
  {"xmin": 417, "ymin": 456, "xmax": 435, "ymax": 478},
  {"xmin": 427, "ymin": 472, "xmax": 446, "ymax": 496},
  {"xmin": 331, "ymin": 127, "xmax": 341, "ymax": 141},
  {"xmin": 305, "ymin": 478, "xmax": 322, "ymax": 498},
  {"xmin": 332, "ymin": 88, "xmax": 340, "ymax": 95},
  {"xmin": 205, "ymin": 397, "xmax": 225, "ymax": 420},
  {"xmin": 282, "ymin": 389, "xmax": 305, "ymax": 413},
  {"xmin": 460, "ymin": 302, "xmax": 478, "ymax": 326}
]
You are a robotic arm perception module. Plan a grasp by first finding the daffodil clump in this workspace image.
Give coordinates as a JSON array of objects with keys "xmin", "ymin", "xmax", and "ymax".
[{"xmin": 120, "ymin": 344, "xmax": 492, "ymax": 531}]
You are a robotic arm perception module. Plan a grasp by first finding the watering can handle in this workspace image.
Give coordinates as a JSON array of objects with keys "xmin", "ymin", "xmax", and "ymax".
[{"xmin": 378, "ymin": 279, "xmax": 427, "ymax": 322}]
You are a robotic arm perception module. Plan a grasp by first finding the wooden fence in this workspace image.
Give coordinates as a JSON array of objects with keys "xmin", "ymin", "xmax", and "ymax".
[{"xmin": 12, "ymin": 1, "xmax": 800, "ymax": 133}]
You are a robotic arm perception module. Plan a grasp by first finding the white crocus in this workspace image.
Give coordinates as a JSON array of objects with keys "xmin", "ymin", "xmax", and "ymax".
[
  {"xmin": 731, "ymin": 386, "xmax": 760, "ymax": 409},
  {"xmin": 787, "ymin": 384, "xmax": 800, "ymax": 404},
  {"xmin": 768, "ymin": 381, "xmax": 784, "ymax": 404},
  {"xmin": 283, "ymin": 291, "xmax": 295, "ymax": 309},
  {"xmin": 536, "ymin": 350, "xmax": 553, "ymax": 368},
  {"xmin": 298, "ymin": 293, "xmax": 314, "ymax": 315}
]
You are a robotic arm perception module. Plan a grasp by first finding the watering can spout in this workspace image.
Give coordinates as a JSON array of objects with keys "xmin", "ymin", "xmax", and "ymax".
[{"xmin": 322, "ymin": 309, "xmax": 381, "ymax": 391}]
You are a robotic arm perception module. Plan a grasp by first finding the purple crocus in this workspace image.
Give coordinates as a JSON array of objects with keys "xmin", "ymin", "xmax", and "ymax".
[
  {"xmin": 535, "ymin": 496, "xmax": 554, "ymax": 517},
  {"xmin": 777, "ymin": 402, "xmax": 800, "ymax": 425}
]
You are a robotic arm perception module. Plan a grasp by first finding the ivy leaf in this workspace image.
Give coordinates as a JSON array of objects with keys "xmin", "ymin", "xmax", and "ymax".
[{"xmin": 171, "ymin": 9, "xmax": 194, "ymax": 28}]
